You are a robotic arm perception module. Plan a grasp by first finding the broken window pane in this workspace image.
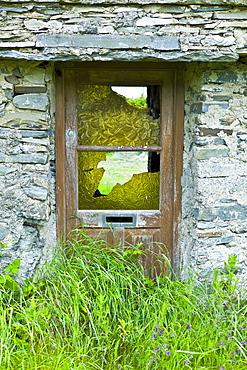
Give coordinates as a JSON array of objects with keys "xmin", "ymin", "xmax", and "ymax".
[
  {"xmin": 78, "ymin": 151, "xmax": 159, "ymax": 210},
  {"xmin": 112, "ymin": 86, "xmax": 147, "ymax": 108},
  {"xmin": 76, "ymin": 85, "xmax": 160, "ymax": 146}
]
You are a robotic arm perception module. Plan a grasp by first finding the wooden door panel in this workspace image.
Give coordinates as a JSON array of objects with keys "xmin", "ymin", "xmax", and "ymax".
[
  {"xmin": 124, "ymin": 228, "xmax": 165, "ymax": 277},
  {"xmin": 84, "ymin": 227, "xmax": 165, "ymax": 277}
]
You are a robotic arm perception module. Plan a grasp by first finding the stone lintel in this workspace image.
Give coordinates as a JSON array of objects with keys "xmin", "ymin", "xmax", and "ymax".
[
  {"xmin": 36, "ymin": 34, "xmax": 180, "ymax": 51},
  {"xmin": 0, "ymin": 43, "xmax": 239, "ymax": 63},
  {"xmin": 3, "ymin": 0, "xmax": 245, "ymax": 4}
]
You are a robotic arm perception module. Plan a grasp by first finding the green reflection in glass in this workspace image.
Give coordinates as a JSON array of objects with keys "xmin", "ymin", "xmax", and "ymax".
[{"xmin": 78, "ymin": 152, "xmax": 159, "ymax": 210}]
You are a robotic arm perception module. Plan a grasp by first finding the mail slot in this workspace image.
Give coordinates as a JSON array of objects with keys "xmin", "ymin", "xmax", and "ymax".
[{"xmin": 103, "ymin": 214, "xmax": 136, "ymax": 227}]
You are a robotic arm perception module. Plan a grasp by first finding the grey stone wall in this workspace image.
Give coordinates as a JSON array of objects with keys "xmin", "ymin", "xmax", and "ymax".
[
  {"xmin": 182, "ymin": 62, "xmax": 247, "ymax": 279},
  {"xmin": 0, "ymin": 60, "xmax": 56, "ymax": 281},
  {"xmin": 0, "ymin": 2, "xmax": 246, "ymax": 62},
  {"xmin": 0, "ymin": 1, "xmax": 247, "ymax": 281}
]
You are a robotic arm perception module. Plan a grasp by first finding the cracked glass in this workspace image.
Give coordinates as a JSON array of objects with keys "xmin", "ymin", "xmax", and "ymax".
[{"xmin": 77, "ymin": 85, "xmax": 160, "ymax": 210}]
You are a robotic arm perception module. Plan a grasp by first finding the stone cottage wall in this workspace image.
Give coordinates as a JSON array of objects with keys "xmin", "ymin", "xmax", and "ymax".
[
  {"xmin": 0, "ymin": 1, "xmax": 247, "ymax": 62},
  {"xmin": 0, "ymin": 60, "xmax": 56, "ymax": 281},
  {"xmin": 0, "ymin": 0, "xmax": 247, "ymax": 280},
  {"xmin": 183, "ymin": 62, "xmax": 247, "ymax": 279}
]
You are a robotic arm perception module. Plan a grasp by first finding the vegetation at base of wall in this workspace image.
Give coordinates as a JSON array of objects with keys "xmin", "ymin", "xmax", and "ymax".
[{"xmin": 0, "ymin": 235, "xmax": 247, "ymax": 370}]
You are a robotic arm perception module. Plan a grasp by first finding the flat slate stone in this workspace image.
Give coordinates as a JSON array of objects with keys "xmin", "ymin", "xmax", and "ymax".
[
  {"xmin": 214, "ymin": 11, "xmax": 247, "ymax": 19},
  {"xmin": 215, "ymin": 205, "xmax": 247, "ymax": 221},
  {"xmin": 0, "ymin": 227, "xmax": 9, "ymax": 241},
  {"xmin": 202, "ymin": 102, "xmax": 229, "ymax": 112},
  {"xmin": 194, "ymin": 137, "xmax": 225, "ymax": 146},
  {"xmin": 204, "ymin": 70, "xmax": 238, "ymax": 83},
  {"xmin": 197, "ymin": 147, "xmax": 229, "ymax": 160},
  {"xmin": 36, "ymin": 34, "xmax": 180, "ymax": 51},
  {"xmin": 13, "ymin": 94, "xmax": 48, "ymax": 112},
  {"xmin": 194, "ymin": 208, "xmax": 215, "ymax": 221},
  {"xmin": 24, "ymin": 185, "xmax": 48, "ymax": 201},
  {"xmin": 20, "ymin": 130, "xmax": 51, "ymax": 138},
  {"xmin": 2, "ymin": 111, "xmax": 46, "ymax": 128},
  {"xmin": 7, "ymin": 153, "xmax": 48, "ymax": 164},
  {"xmin": 0, "ymin": 6, "xmax": 29, "ymax": 12},
  {"xmin": 0, "ymin": 166, "xmax": 16, "ymax": 176}
]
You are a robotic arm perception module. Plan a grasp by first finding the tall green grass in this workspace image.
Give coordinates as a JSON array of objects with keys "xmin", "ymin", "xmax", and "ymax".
[{"xmin": 0, "ymin": 232, "xmax": 247, "ymax": 369}]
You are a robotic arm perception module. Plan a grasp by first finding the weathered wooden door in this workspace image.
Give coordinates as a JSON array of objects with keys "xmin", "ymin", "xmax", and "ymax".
[{"xmin": 56, "ymin": 62, "xmax": 184, "ymax": 275}]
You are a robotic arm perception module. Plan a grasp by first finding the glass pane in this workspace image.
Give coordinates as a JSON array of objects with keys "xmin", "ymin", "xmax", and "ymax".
[
  {"xmin": 78, "ymin": 151, "xmax": 159, "ymax": 210},
  {"xmin": 77, "ymin": 85, "xmax": 160, "ymax": 146}
]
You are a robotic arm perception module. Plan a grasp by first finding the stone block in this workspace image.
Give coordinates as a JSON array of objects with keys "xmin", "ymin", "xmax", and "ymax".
[
  {"xmin": 203, "ymin": 70, "xmax": 238, "ymax": 83},
  {"xmin": 157, "ymin": 6, "xmax": 186, "ymax": 13},
  {"xmin": 216, "ymin": 236, "xmax": 234, "ymax": 245},
  {"xmin": 230, "ymin": 222, "xmax": 247, "ymax": 234},
  {"xmin": 194, "ymin": 137, "xmax": 225, "ymax": 146},
  {"xmin": 23, "ymin": 69, "xmax": 45, "ymax": 85},
  {"xmin": 203, "ymin": 36, "xmax": 235, "ymax": 47},
  {"xmin": 197, "ymin": 221, "xmax": 216, "ymax": 229},
  {"xmin": 15, "ymin": 86, "xmax": 47, "ymax": 94},
  {"xmin": 12, "ymin": 67, "xmax": 22, "ymax": 78},
  {"xmin": 212, "ymin": 95, "xmax": 231, "ymax": 101},
  {"xmin": 198, "ymin": 127, "xmax": 233, "ymax": 136},
  {"xmin": 6, "ymin": 153, "xmax": 48, "ymax": 164},
  {"xmin": 237, "ymin": 133, "xmax": 247, "ymax": 141},
  {"xmin": 219, "ymin": 198, "xmax": 237, "ymax": 204},
  {"xmin": 23, "ymin": 203, "xmax": 50, "ymax": 222},
  {"xmin": 4, "ymin": 89, "xmax": 14, "ymax": 100},
  {"xmin": 194, "ymin": 208, "xmax": 216, "ymax": 221},
  {"xmin": 196, "ymin": 147, "xmax": 229, "ymax": 160},
  {"xmin": 24, "ymin": 185, "xmax": 48, "ymax": 201},
  {"xmin": 5, "ymin": 74, "xmax": 20, "ymax": 85},
  {"xmin": 36, "ymin": 34, "xmax": 180, "ymax": 51},
  {"xmin": 197, "ymin": 231, "xmax": 222, "ymax": 238},
  {"xmin": 2, "ymin": 112, "xmax": 47, "ymax": 129},
  {"xmin": 36, "ymin": 6, "xmax": 65, "ymax": 15},
  {"xmin": 22, "ymin": 143, "xmax": 48, "ymax": 153},
  {"xmin": 191, "ymin": 7, "xmax": 229, "ymax": 12},
  {"xmin": 214, "ymin": 11, "xmax": 247, "ymax": 20},
  {"xmin": 215, "ymin": 205, "xmax": 247, "ymax": 221},
  {"xmin": 0, "ymin": 129, "xmax": 8, "ymax": 139},
  {"xmin": 198, "ymin": 160, "xmax": 247, "ymax": 178},
  {"xmin": 202, "ymin": 102, "xmax": 229, "ymax": 112},
  {"xmin": 190, "ymin": 102, "xmax": 203, "ymax": 114},
  {"xmin": 21, "ymin": 137, "xmax": 49, "ymax": 146},
  {"xmin": 24, "ymin": 19, "xmax": 48, "ymax": 31},
  {"xmin": 0, "ymin": 42, "xmax": 35, "ymax": 48},
  {"xmin": 0, "ymin": 166, "xmax": 16, "ymax": 176},
  {"xmin": 136, "ymin": 17, "xmax": 174, "ymax": 27},
  {"xmin": 0, "ymin": 226, "xmax": 9, "ymax": 240},
  {"xmin": 20, "ymin": 130, "xmax": 51, "ymax": 138},
  {"xmin": 13, "ymin": 94, "xmax": 48, "ymax": 112}
]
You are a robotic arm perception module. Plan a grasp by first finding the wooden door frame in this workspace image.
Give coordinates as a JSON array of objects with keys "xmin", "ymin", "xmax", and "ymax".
[{"xmin": 55, "ymin": 61, "xmax": 184, "ymax": 270}]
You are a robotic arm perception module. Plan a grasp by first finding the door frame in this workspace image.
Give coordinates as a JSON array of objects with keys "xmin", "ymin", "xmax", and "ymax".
[{"xmin": 55, "ymin": 62, "xmax": 184, "ymax": 270}]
